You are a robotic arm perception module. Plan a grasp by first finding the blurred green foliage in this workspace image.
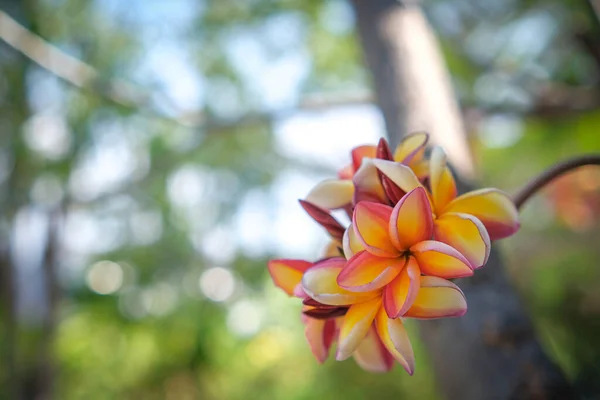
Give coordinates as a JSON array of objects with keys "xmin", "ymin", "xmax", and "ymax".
[{"xmin": 0, "ymin": 0, "xmax": 599, "ymax": 398}]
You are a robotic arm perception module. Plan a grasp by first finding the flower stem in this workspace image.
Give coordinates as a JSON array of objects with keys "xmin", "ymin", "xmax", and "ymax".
[{"xmin": 513, "ymin": 154, "xmax": 600, "ymax": 210}]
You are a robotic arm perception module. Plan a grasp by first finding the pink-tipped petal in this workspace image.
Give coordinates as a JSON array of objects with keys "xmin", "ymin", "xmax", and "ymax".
[
  {"xmin": 389, "ymin": 187, "xmax": 434, "ymax": 250},
  {"xmin": 353, "ymin": 326, "xmax": 394, "ymax": 373},
  {"xmin": 304, "ymin": 317, "xmax": 337, "ymax": 363},
  {"xmin": 383, "ymin": 256, "xmax": 421, "ymax": 318},
  {"xmin": 305, "ymin": 179, "xmax": 355, "ymax": 210},
  {"xmin": 336, "ymin": 297, "xmax": 381, "ymax": 361},
  {"xmin": 429, "ymin": 146, "xmax": 457, "ymax": 213},
  {"xmin": 443, "ymin": 188, "xmax": 520, "ymax": 240},
  {"xmin": 376, "ymin": 138, "xmax": 394, "ymax": 161},
  {"xmin": 374, "ymin": 307, "xmax": 415, "ymax": 375},
  {"xmin": 352, "ymin": 159, "xmax": 387, "ymax": 204},
  {"xmin": 411, "ymin": 240, "xmax": 474, "ymax": 279},
  {"xmin": 267, "ymin": 259, "xmax": 313, "ymax": 296},
  {"xmin": 376, "ymin": 140, "xmax": 406, "ymax": 203},
  {"xmin": 299, "ymin": 200, "xmax": 345, "ymax": 240},
  {"xmin": 353, "ymin": 202, "xmax": 399, "ymax": 257},
  {"xmin": 380, "ymin": 174, "xmax": 406, "ymax": 205},
  {"xmin": 302, "ymin": 258, "xmax": 380, "ymax": 306},
  {"xmin": 372, "ymin": 159, "xmax": 425, "ymax": 194},
  {"xmin": 433, "ymin": 212, "xmax": 490, "ymax": 269},
  {"xmin": 337, "ymin": 251, "xmax": 405, "ymax": 292},
  {"xmin": 394, "ymin": 132, "xmax": 429, "ymax": 165},
  {"xmin": 342, "ymin": 224, "xmax": 365, "ymax": 260},
  {"xmin": 293, "ymin": 283, "xmax": 308, "ymax": 298},
  {"xmin": 405, "ymin": 276, "xmax": 467, "ymax": 319},
  {"xmin": 352, "ymin": 145, "xmax": 378, "ymax": 171}
]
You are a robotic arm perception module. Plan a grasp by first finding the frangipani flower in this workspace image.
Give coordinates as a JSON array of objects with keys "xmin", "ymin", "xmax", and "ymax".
[
  {"xmin": 304, "ymin": 133, "xmax": 430, "ymax": 211},
  {"xmin": 352, "ymin": 133, "xmax": 430, "ymax": 205},
  {"xmin": 338, "ymin": 187, "xmax": 473, "ymax": 319},
  {"xmin": 427, "ymin": 147, "xmax": 520, "ymax": 241},
  {"xmin": 268, "ymin": 258, "xmax": 395, "ymax": 372},
  {"xmin": 337, "ymin": 145, "xmax": 377, "ymax": 180},
  {"xmin": 301, "ymin": 257, "xmax": 467, "ymax": 374},
  {"xmin": 369, "ymin": 146, "xmax": 519, "ymax": 267},
  {"xmin": 266, "ymin": 133, "xmax": 526, "ymax": 376}
]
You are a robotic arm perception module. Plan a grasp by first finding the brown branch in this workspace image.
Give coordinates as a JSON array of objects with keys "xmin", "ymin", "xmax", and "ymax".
[{"xmin": 513, "ymin": 154, "xmax": 600, "ymax": 210}]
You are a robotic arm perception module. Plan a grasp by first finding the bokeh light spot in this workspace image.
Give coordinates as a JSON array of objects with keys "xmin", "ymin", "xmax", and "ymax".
[
  {"xmin": 227, "ymin": 299, "xmax": 263, "ymax": 337},
  {"xmin": 199, "ymin": 267, "xmax": 235, "ymax": 302},
  {"xmin": 86, "ymin": 260, "xmax": 124, "ymax": 295}
]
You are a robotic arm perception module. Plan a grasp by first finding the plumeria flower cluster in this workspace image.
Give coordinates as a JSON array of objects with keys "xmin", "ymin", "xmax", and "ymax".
[{"xmin": 268, "ymin": 133, "xmax": 520, "ymax": 375}]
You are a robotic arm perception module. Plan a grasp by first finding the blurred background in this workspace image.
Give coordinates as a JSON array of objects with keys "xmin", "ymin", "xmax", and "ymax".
[{"xmin": 0, "ymin": 0, "xmax": 599, "ymax": 399}]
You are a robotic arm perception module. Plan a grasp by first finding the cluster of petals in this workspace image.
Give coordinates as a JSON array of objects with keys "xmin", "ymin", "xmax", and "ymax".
[{"xmin": 268, "ymin": 133, "xmax": 520, "ymax": 374}]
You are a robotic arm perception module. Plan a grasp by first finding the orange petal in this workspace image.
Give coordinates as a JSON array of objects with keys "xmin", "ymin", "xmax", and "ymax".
[
  {"xmin": 443, "ymin": 188, "xmax": 520, "ymax": 240},
  {"xmin": 267, "ymin": 259, "xmax": 312, "ymax": 296},
  {"xmin": 336, "ymin": 297, "xmax": 381, "ymax": 361},
  {"xmin": 433, "ymin": 212, "xmax": 490, "ymax": 268},
  {"xmin": 411, "ymin": 240, "xmax": 473, "ymax": 279},
  {"xmin": 299, "ymin": 200, "xmax": 345, "ymax": 240},
  {"xmin": 337, "ymin": 251, "xmax": 405, "ymax": 292},
  {"xmin": 404, "ymin": 276, "xmax": 467, "ymax": 319},
  {"xmin": 410, "ymin": 159, "xmax": 430, "ymax": 181},
  {"xmin": 393, "ymin": 132, "xmax": 429, "ymax": 165},
  {"xmin": 429, "ymin": 146, "xmax": 457, "ymax": 213},
  {"xmin": 353, "ymin": 202, "xmax": 399, "ymax": 257},
  {"xmin": 338, "ymin": 164, "xmax": 355, "ymax": 180},
  {"xmin": 372, "ymin": 159, "xmax": 425, "ymax": 194},
  {"xmin": 304, "ymin": 317, "xmax": 337, "ymax": 363},
  {"xmin": 352, "ymin": 159, "xmax": 387, "ymax": 204},
  {"xmin": 383, "ymin": 256, "xmax": 421, "ymax": 318},
  {"xmin": 353, "ymin": 326, "xmax": 394, "ymax": 373},
  {"xmin": 352, "ymin": 145, "xmax": 377, "ymax": 171},
  {"xmin": 390, "ymin": 187, "xmax": 434, "ymax": 250},
  {"xmin": 302, "ymin": 258, "xmax": 380, "ymax": 306},
  {"xmin": 305, "ymin": 179, "xmax": 355, "ymax": 210},
  {"xmin": 342, "ymin": 223, "xmax": 365, "ymax": 259},
  {"xmin": 374, "ymin": 307, "xmax": 415, "ymax": 375}
]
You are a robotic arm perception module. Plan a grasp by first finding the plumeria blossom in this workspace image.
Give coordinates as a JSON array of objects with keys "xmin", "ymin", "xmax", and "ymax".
[
  {"xmin": 426, "ymin": 147, "xmax": 520, "ymax": 241},
  {"xmin": 368, "ymin": 146, "xmax": 519, "ymax": 267},
  {"xmin": 351, "ymin": 133, "xmax": 430, "ymax": 206},
  {"xmin": 267, "ymin": 133, "xmax": 521, "ymax": 375},
  {"xmin": 267, "ymin": 258, "xmax": 390, "ymax": 371},
  {"xmin": 301, "ymin": 257, "xmax": 467, "ymax": 374},
  {"xmin": 339, "ymin": 187, "xmax": 474, "ymax": 318},
  {"xmin": 304, "ymin": 133, "xmax": 430, "ymax": 212},
  {"xmin": 267, "ymin": 189, "xmax": 473, "ymax": 373},
  {"xmin": 298, "ymin": 134, "xmax": 432, "ymax": 253}
]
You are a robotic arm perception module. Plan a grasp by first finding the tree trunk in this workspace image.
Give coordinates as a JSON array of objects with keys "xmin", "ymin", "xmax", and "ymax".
[{"xmin": 350, "ymin": 1, "xmax": 577, "ymax": 399}]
